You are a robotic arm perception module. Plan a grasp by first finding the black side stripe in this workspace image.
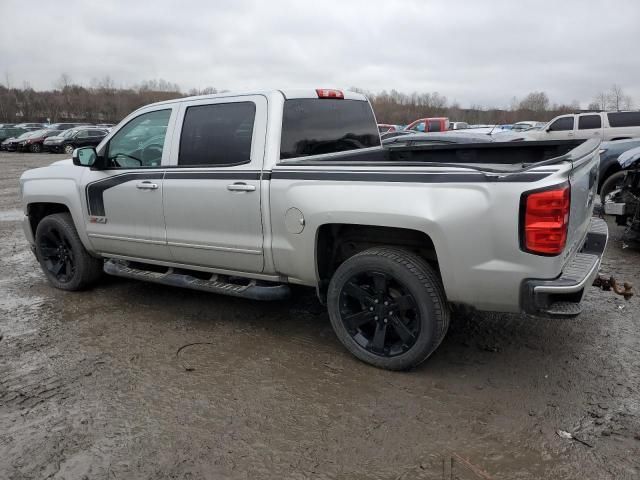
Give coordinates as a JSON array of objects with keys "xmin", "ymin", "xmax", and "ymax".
[
  {"xmin": 269, "ymin": 170, "xmax": 552, "ymax": 183},
  {"xmin": 86, "ymin": 168, "xmax": 551, "ymax": 217},
  {"xmin": 85, "ymin": 170, "xmax": 263, "ymax": 217},
  {"xmin": 86, "ymin": 172, "xmax": 164, "ymax": 217}
]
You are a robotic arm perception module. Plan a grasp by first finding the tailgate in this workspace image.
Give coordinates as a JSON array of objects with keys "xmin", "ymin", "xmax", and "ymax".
[{"xmin": 564, "ymin": 140, "xmax": 600, "ymax": 262}]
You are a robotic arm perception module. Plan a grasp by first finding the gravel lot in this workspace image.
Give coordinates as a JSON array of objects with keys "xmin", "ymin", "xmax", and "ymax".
[{"xmin": 1, "ymin": 152, "xmax": 639, "ymax": 479}]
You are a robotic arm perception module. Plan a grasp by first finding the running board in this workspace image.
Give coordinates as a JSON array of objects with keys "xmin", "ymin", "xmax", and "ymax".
[{"xmin": 104, "ymin": 260, "xmax": 290, "ymax": 301}]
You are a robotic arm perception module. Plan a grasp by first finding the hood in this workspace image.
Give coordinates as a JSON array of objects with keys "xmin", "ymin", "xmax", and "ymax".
[
  {"xmin": 618, "ymin": 146, "xmax": 640, "ymax": 169},
  {"xmin": 44, "ymin": 136, "xmax": 64, "ymax": 143},
  {"xmin": 50, "ymin": 158, "xmax": 74, "ymax": 166}
]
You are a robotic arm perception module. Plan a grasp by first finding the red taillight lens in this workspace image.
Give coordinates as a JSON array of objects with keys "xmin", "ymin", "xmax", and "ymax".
[
  {"xmin": 316, "ymin": 89, "xmax": 344, "ymax": 99},
  {"xmin": 522, "ymin": 185, "xmax": 571, "ymax": 255}
]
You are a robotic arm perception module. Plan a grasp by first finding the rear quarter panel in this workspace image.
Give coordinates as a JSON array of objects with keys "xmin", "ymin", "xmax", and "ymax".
[{"xmin": 269, "ymin": 165, "xmax": 577, "ymax": 312}]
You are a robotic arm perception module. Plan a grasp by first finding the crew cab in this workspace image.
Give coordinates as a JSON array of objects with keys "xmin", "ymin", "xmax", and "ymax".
[
  {"xmin": 527, "ymin": 111, "xmax": 640, "ymax": 142},
  {"xmin": 20, "ymin": 89, "xmax": 608, "ymax": 370}
]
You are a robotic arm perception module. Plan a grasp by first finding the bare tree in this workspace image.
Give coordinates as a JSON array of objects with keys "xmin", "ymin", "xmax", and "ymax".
[
  {"xmin": 606, "ymin": 84, "xmax": 633, "ymax": 111},
  {"xmin": 592, "ymin": 91, "xmax": 607, "ymax": 110}
]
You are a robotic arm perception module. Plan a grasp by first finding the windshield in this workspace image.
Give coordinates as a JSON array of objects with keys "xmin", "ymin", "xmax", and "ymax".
[{"xmin": 61, "ymin": 129, "xmax": 78, "ymax": 138}]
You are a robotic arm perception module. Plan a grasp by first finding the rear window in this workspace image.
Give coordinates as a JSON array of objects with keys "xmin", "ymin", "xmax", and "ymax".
[
  {"xmin": 578, "ymin": 115, "xmax": 602, "ymax": 130},
  {"xmin": 280, "ymin": 99, "xmax": 380, "ymax": 159},
  {"xmin": 607, "ymin": 112, "xmax": 640, "ymax": 128}
]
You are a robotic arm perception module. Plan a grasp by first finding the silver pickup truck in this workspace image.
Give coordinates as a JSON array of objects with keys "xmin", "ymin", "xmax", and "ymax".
[{"xmin": 20, "ymin": 89, "xmax": 608, "ymax": 370}]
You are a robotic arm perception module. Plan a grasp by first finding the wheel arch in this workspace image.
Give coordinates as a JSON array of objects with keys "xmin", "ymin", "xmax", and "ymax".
[
  {"xmin": 315, "ymin": 223, "xmax": 441, "ymax": 300},
  {"xmin": 598, "ymin": 162, "xmax": 622, "ymax": 192},
  {"xmin": 27, "ymin": 202, "xmax": 71, "ymax": 236}
]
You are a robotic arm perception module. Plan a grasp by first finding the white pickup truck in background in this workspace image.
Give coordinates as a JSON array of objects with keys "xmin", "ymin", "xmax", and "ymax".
[{"xmin": 527, "ymin": 111, "xmax": 640, "ymax": 141}]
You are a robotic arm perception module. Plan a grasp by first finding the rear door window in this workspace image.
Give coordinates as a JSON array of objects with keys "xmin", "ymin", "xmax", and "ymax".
[
  {"xmin": 607, "ymin": 112, "xmax": 640, "ymax": 128},
  {"xmin": 578, "ymin": 115, "xmax": 602, "ymax": 130},
  {"xmin": 280, "ymin": 99, "xmax": 380, "ymax": 159},
  {"xmin": 178, "ymin": 102, "xmax": 256, "ymax": 167},
  {"xmin": 548, "ymin": 116, "xmax": 574, "ymax": 131}
]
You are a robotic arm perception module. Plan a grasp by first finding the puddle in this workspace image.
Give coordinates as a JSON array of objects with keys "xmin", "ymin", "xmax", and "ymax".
[{"xmin": 0, "ymin": 209, "xmax": 23, "ymax": 222}]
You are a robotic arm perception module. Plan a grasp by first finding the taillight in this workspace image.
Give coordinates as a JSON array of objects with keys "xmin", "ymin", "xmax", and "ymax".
[
  {"xmin": 316, "ymin": 89, "xmax": 344, "ymax": 99},
  {"xmin": 521, "ymin": 184, "xmax": 571, "ymax": 255}
]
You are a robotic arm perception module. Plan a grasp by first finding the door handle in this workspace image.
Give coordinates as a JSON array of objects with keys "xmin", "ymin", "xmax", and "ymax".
[
  {"xmin": 227, "ymin": 182, "xmax": 256, "ymax": 192},
  {"xmin": 136, "ymin": 181, "xmax": 158, "ymax": 190}
]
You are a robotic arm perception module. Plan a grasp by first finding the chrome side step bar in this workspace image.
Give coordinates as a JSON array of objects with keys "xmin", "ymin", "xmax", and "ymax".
[{"xmin": 104, "ymin": 260, "xmax": 290, "ymax": 301}]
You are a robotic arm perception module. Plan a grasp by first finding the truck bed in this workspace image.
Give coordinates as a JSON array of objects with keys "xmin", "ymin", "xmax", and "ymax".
[{"xmin": 281, "ymin": 139, "xmax": 587, "ymax": 171}]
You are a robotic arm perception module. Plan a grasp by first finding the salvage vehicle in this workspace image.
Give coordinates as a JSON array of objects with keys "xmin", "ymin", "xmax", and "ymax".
[
  {"xmin": 377, "ymin": 124, "xmax": 399, "ymax": 134},
  {"xmin": 17, "ymin": 129, "xmax": 62, "ymax": 153},
  {"xmin": 2, "ymin": 130, "xmax": 36, "ymax": 152},
  {"xmin": 19, "ymin": 89, "xmax": 619, "ymax": 370},
  {"xmin": 597, "ymin": 138, "xmax": 640, "ymax": 199},
  {"xmin": 43, "ymin": 127, "xmax": 108, "ymax": 154},
  {"xmin": 526, "ymin": 111, "xmax": 640, "ymax": 142},
  {"xmin": 0, "ymin": 126, "xmax": 29, "ymax": 146},
  {"xmin": 603, "ymin": 146, "xmax": 640, "ymax": 244}
]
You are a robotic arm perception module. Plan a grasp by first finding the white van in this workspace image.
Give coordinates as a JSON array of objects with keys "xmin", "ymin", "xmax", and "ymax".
[{"xmin": 527, "ymin": 111, "xmax": 640, "ymax": 141}]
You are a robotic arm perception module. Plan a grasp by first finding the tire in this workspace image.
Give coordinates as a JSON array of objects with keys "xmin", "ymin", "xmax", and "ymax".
[
  {"xmin": 327, "ymin": 247, "xmax": 450, "ymax": 370},
  {"xmin": 35, "ymin": 213, "xmax": 103, "ymax": 291},
  {"xmin": 29, "ymin": 143, "xmax": 41, "ymax": 153},
  {"xmin": 600, "ymin": 171, "xmax": 626, "ymax": 202},
  {"xmin": 63, "ymin": 144, "xmax": 75, "ymax": 155}
]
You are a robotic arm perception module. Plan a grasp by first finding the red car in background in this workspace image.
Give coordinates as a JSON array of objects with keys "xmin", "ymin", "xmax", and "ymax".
[{"xmin": 405, "ymin": 117, "xmax": 450, "ymax": 133}]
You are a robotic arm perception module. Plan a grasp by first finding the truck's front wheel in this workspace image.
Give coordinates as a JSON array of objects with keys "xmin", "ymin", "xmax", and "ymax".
[
  {"xmin": 35, "ymin": 213, "xmax": 103, "ymax": 291},
  {"xmin": 327, "ymin": 247, "xmax": 450, "ymax": 370}
]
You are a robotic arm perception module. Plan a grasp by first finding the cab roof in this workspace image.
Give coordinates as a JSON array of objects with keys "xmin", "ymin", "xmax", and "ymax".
[{"xmin": 143, "ymin": 89, "xmax": 368, "ymax": 109}]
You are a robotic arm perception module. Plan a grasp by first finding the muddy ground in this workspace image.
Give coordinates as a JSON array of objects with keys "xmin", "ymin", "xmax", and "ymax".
[{"xmin": 0, "ymin": 152, "xmax": 639, "ymax": 480}]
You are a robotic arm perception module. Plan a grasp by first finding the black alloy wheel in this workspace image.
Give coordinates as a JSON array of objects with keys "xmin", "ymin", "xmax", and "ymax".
[
  {"xmin": 339, "ymin": 271, "xmax": 420, "ymax": 356},
  {"xmin": 327, "ymin": 247, "xmax": 450, "ymax": 370},
  {"xmin": 38, "ymin": 224, "xmax": 76, "ymax": 284}
]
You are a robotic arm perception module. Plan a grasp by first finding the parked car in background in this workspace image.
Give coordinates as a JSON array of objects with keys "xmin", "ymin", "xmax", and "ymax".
[
  {"xmin": 15, "ymin": 122, "xmax": 48, "ymax": 129},
  {"xmin": 43, "ymin": 127, "xmax": 108, "ymax": 154},
  {"xmin": 512, "ymin": 121, "xmax": 544, "ymax": 132},
  {"xmin": 96, "ymin": 123, "xmax": 116, "ymax": 129},
  {"xmin": 449, "ymin": 121, "xmax": 469, "ymax": 130},
  {"xmin": 16, "ymin": 129, "xmax": 63, "ymax": 153},
  {"xmin": 405, "ymin": 117, "xmax": 449, "ymax": 133},
  {"xmin": 526, "ymin": 111, "xmax": 640, "ymax": 141},
  {"xmin": 0, "ymin": 123, "xmax": 16, "ymax": 129},
  {"xmin": 377, "ymin": 124, "xmax": 398, "ymax": 135},
  {"xmin": 2, "ymin": 131, "xmax": 36, "ymax": 151},
  {"xmin": 0, "ymin": 126, "xmax": 28, "ymax": 145},
  {"xmin": 47, "ymin": 122, "xmax": 90, "ymax": 131},
  {"xmin": 380, "ymin": 130, "xmax": 412, "ymax": 140},
  {"xmin": 382, "ymin": 131, "xmax": 495, "ymax": 147},
  {"xmin": 596, "ymin": 138, "xmax": 640, "ymax": 199}
]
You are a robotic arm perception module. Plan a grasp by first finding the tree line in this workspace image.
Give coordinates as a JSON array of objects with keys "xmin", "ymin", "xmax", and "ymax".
[{"xmin": 0, "ymin": 75, "xmax": 634, "ymax": 126}]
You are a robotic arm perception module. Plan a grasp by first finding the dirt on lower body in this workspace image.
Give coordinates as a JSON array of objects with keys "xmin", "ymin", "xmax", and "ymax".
[{"xmin": 1, "ymin": 152, "xmax": 639, "ymax": 479}]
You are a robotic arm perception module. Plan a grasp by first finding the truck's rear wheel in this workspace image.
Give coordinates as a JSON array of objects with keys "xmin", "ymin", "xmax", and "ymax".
[
  {"xmin": 327, "ymin": 247, "xmax": 449, "ymax": 370},
  {"xmin": 35, "ymin": 213, "xmax": 103, "ymax": 291}
]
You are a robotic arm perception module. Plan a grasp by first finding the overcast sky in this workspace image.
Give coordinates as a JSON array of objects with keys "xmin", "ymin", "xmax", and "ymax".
[{"xmin": 0, "ymin": 0, "xmax": 637, "ymax": 108}]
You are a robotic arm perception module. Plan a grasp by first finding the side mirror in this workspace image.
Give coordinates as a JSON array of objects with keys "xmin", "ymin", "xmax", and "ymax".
[{"xmin": 72, "ymin": 146, "xmax": 97, "ymax": 167}]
